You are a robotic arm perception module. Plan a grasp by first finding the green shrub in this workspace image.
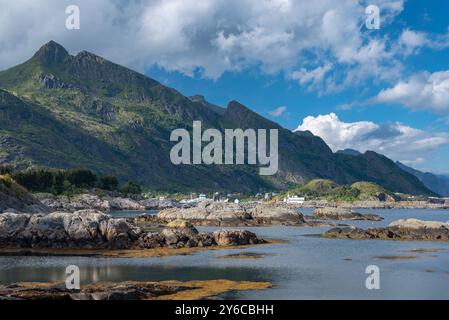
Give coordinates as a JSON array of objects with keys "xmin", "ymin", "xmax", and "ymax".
[
  {"xmin": 119, "ymin": 181, "xmax": 142, "ymax": 195},
  {"xmin": 98, "ymin": 176, "xmax": 119, "ymax": 191}
]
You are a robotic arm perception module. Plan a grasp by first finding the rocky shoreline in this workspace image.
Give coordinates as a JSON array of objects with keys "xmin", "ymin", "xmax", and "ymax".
[
  {"xmin": 138, "ymin": 202, "xmax": 307, "ymax": 227},
  {"xmin": 275, "ymin": 200, "xmax": 449, "ymax": 210},
  {"xmin": 323, "ymin": 219, "xmax": 449, "ymax": 242},
  {"xmin": 19, "ymin": 193, "xmax": 449, "ymax": 215},
  {"xmin": 34, "ymin": 193, "xmax": 183, "ymax": 212},
  {"xmin": 0, "ymin": 210, "xmax": 265, "ymax": 251}
]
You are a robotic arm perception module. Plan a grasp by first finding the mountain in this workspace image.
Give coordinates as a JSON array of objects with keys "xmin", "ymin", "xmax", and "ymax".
[
  {"xmin": 337, "ymin": 149, "xmax": 362, "ymax": 156},
  {"xmin": 0, "ymin": 41, "xmax": 435, "ymax": 195},
  {"xmin": 396, "ymin": 162, "xmax": 449, "ymax": 197}
]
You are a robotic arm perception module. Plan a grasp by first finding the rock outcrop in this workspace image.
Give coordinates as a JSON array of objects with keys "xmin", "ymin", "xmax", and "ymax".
[
  {"xmin": 0, "ymin": 211, "xmax": 265, "ymax": 250},
  {"xmin": 323, "ymin": 219, "xmax": 449, "ymax": 242},
  {"xmin": 251, "ymin": 205, "xmax": 305, "ymax": 224},
  {"xmin": 313, "ymin": 207, "xmax": 383, "ymax": 221},
  {"xmin": 212, "ymin": 230, "xmax": 261, "ymax": 246},
  {"xmin": 0, "ymin": 210, "xmax": 141, "ymax": 249},
  {"xmin": 36, "ymin": 194, "xmax": 110, "ymax": 212},
  {"xmin": 106, "ymin": 197, "xmax": 145, "ymax": 211},
  {"xmin": 152, "ymin": 202, "xmax": 305, "ymax": 226},
  {"xmin": 35, "ymin": 193, "xmax": 180, "ymax": 212}
]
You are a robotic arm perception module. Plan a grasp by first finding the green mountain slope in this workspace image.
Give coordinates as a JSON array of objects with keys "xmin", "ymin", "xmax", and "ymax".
[{"xmin": 0, "ymin": 41, "xmax": 435, "ymax": 195}]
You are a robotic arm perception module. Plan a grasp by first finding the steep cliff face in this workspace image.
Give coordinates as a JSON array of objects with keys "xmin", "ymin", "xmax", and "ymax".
[{"xmin": 0, "ymin": 41, "xmax": 434, "ymax": 195}]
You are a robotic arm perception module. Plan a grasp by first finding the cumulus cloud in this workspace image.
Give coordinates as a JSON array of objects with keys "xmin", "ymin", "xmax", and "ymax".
[
  {"xmin": 295, "ymin": 113, "xmax": 449, "ymax": 164},
  {"xmin": 374, "ymin": 71, "xmax": 449, "ymax": 114},
  {"xmin": 269, "ymin": 106, "xmax": 287, "ymax": 117},
  {"xmin": 0, "ymin": 0, "xmax": 406, "ymax": 91}
]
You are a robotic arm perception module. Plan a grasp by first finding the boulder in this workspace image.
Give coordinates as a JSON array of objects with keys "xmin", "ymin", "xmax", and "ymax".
[
  {"xmin": 250, "ymin": 205, "xmax": 305, "ymax": 224},
  {"xmin": 212, "ymin": 230, "xmax": 262, "ymax": 246},
  {"xmin": 103, "ymin": 218, "xmax": 142, "ymax": 248},
  {"xmin": 160, "ymin": 220, "xmax": 200, "ymax": 247},
  {"xmin": 63, "ymin": 209, "xmax": 109, "ymax": 242}
]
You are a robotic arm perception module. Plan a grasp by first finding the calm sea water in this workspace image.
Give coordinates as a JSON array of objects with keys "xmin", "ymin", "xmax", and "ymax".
[{"xmin": 1, "ymin": 208, "xmax": 448, "ymax": 299}]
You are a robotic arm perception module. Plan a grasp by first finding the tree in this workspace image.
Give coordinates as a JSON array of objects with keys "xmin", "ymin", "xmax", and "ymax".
[
  {"xmin": 119, "ymin": 181, "xmax": 142, "ymax": 195},
  {"xmin": 66, "ymin": 168, "xmax": 97, "ymax": 188},
  {"xmin": 99, "ymin": 176, "xmax": 119, "ymax": 191}
]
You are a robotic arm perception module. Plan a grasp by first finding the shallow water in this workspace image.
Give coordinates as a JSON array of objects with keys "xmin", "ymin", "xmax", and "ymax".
[{"xmin": 1, "ymin": 208, "xmax": 449, "ymax": 299}]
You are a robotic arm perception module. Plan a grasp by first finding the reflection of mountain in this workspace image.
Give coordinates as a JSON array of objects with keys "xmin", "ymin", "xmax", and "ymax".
[
  {"xmin": 396, "ymin": 162, "xmax": 449, "ymax": 197},
  {"xmin": 0, "ymin": 41, "xmax": 434, "ymax": 195}
]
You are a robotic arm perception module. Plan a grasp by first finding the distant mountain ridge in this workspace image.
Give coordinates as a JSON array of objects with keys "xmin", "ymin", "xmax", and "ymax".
[
  {"xmin": 396, "ymin": 162, "xmax": 449, "ymax": 197},
  {"xmin": 0, "ymin": 41, "xmax": 435, "ymax": 195}
]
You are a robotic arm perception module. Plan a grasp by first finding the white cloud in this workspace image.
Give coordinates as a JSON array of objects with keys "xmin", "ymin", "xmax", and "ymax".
[
  {"xmin": 399, "ymin": 29, "xmax": 430, "ymax": 53},
  {"xmin": 374, "ymin": 70, "xmax": 449, "ymax": 114},
  {"xmin": 2, "ymin": 0, "xmax": 448, "ymax": 97},
  {"xmin": 295, "ymin": 113, "xmax": 449, "ymax": 164},
  {"xmin": 269, "ymin": 106, "xmax": 287, "ymax": 117},
  {"xmin": 398, "ymin": 28, "xmax": 449, "ymax": 54},
  {"xmin": 0, "ymin": 0, "xmax": 406, "ymax": 90},
  {"xmin": 291, "ymin": 63, "xmax": 332, "ymax": 90}
]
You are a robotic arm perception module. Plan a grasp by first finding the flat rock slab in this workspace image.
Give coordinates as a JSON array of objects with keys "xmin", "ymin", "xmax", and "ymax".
[{"xmin": 323, "ymin": 219, "xmax": 449, "ymax": 242}]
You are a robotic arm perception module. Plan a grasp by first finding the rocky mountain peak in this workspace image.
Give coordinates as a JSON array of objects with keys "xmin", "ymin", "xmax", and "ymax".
[{"xmin": 32, "ymin": 40, "xmax": 69, "ymax": 66}]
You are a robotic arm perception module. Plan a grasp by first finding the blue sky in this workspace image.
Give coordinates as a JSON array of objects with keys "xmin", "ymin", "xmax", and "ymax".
[
  {"xmin": 0, "ymin": 0, "xmax": 448, "ymax": 174},
  {"xmin": 143, "ymin": 0, "xmax": 449, "ymax": 174}
]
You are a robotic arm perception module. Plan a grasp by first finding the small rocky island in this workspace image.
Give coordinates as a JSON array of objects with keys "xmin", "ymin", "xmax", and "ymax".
[
  {"xmin": 139, "ymin": 202, "xmax": 306, "ymax": 226},
  {"xmin": 312, "ymin": 207, "xmax": 383, "ymax": 221},
  {"xmin": 323, "ymin": 219, "xmax": 449, "ymax": 242},
  {"xmin": 0, "ymin": 210, "xmax": 265, "ymax": 252}
]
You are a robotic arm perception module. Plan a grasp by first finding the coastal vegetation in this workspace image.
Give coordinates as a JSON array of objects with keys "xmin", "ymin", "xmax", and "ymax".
[
  {"xmin": 0, "ymin": 165, "xmax": 141, "ymax": 196},
  {"xmin": 282, "ymin": 179, "xmax": 400, "ymax": 202}
]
